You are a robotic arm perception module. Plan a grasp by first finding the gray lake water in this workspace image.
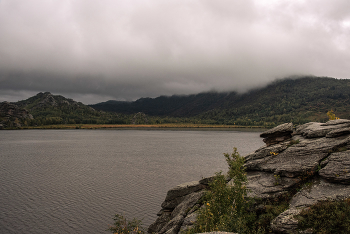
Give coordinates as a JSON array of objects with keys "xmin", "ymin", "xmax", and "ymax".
[{"xmin": 0, "ymin": 129, "xmax": 264, "ymax": 234}]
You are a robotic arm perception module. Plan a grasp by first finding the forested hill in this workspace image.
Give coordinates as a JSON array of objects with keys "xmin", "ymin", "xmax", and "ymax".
[
  {"xmin": 0, "ymin": 92, "xmax": 128, "ymax": 127},
  {"xmin": 90, "ymin": 76, "xmax": 350, "ymax": 126},
  {"xmin": 2, "ymin": 76, "xmax": 350, "ymax": 129},
  {"xmin": 90, "ymin": 92, "xmax": 228, "ymax": 116}
]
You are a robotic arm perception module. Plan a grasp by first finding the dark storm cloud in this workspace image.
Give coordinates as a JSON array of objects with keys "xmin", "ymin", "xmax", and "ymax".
[{"xmin": 0, "ymin": 0, "xmax": 349, "ymax": 104}]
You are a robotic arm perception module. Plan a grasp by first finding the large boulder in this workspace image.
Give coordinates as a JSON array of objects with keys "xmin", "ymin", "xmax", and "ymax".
[
  {"xmin": 319, "ymin": 151, "xmax": 350, "ymax": 184},
  {"xmin": 148, "ymin": 181, "xmax": 206, "ymax": 234},
  {"xmin": 161, "ymin": 181, "xmax": 205, "ymax": 210},
  {"xmin": 260, "ymin": 123, "xmax": 294, "ymax": 146}
]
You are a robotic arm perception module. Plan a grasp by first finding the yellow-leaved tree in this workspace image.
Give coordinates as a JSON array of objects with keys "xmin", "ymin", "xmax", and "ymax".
[{"xmin": 327, "ymin": 110, "xmax": 339, "ymax": 120}]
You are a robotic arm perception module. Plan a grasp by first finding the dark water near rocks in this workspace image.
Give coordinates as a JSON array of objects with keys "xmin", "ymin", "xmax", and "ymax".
[{"xmin": 0, "ymin": 129, "xmax": 264, "ymax": 234}]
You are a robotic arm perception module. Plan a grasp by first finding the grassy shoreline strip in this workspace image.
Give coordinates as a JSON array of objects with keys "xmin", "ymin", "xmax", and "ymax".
[{"xmin": 6, "ymin": 124, "xmax": 267, "ymax": 130}]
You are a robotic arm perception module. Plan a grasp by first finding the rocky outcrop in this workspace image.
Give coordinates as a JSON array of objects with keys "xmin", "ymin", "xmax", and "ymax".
[
  {"xmin": 16, "ymin": 92, "xmax": 85, "ymax": 110},
  {"xmin": 260, "ymin": 122, "xmax": 294, "ymax": 146},
  {"xmin": 148, "ymin": 181, "xmax": 206, "ymax": 234},
  {"xmin": 0, "ymin": 102, "xmax": 33, "ymax": 128},
  {"xmin": 294, "ymin": 120, "xmax": 350, "ymax": 138},
  {"xmin": 318, "ymin": 151, "xmax": 350, "ymax": 184},
  {"xmin": 149, "ymin": 120, "xmax": 350, "ymax": 234}
]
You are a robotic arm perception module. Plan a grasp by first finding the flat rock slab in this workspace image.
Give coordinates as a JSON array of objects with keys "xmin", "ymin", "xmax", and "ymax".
[
  {"xmin": 246, "ymin": 136, "xmax": 350, "ymax": 178},
  {"xmin": 260, "ymin": 123, "xmax": 294, "ymax": 138},
  {"xmin": 321, "ymin": 119, "xmax": 350, "ymax": 126},
  {"xmin": 319, "ymin": 150, "xmax": 350, "ymax": 184},
  {"xmin": 244, "ymin": 142, "xmax": 289, "ymax": 163},
  {"xmin": 295, "ymin": 122, "xmax": 350, "ymax": 138},
  {"xmin": 326, "ymin": 127, "xmax": 350, "ymax": 138},
  {"xmin": 247, "ymin": 171, "xmax": 297, "ymax": 199},
  {"xmin": 260, "ymin": 123, "xmax": 293, "ymax": 146},
  {"xmin": 290, "ymin": 177, "xmax": 350, "ymax": 208}
]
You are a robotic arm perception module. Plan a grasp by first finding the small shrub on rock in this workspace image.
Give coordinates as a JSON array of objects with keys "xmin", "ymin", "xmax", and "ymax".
[
  {"xmin": 186, "ymin": 148, "xmax": 259, "ymax": 234},
  {"xmin": 296, "ymin": 198, "xmax": 350, "ymax": 234},
  {"xmin": 107, "ymin": 214, "xmax": 145, "ymax": 234},
  {"xmin": 327, "ymin": 110, "xmax": 340, "ymax": 120}
]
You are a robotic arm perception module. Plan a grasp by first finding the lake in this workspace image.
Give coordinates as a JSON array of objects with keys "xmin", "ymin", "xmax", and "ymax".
[{"xmin": 0, "ymin": 129, "xmax": 264, "ymax": 234}]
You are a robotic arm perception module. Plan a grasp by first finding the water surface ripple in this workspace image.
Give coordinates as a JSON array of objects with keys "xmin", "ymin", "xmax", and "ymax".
[{"xmin": 0, "ymin": 129, "xmax": 264, "ymax": 234}]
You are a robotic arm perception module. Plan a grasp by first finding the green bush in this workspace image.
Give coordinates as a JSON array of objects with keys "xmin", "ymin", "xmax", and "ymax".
[
  {"xmin": 107, "ymin": 214, "xmax": 145, "ymax": 234},
  {"xmin": 296, "ymin": 198, "xmax": 350, "ymax": 233},
  {"xmin": 253, "ymin": 194, "xmax": 290, "ymax": 233},
  {"xmin": 185, "ymin": 148, "xmax": 291, "ymax": 234},
  {"xmin": 186, "ymin": 148, "xmax": 260, "ymax": 233}
]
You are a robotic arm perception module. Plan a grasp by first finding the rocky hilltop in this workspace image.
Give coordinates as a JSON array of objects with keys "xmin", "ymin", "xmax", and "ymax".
[
  {"xmin": 0, "ymin": 92, "xmax": 86, "ymax": 128},
  {"xmin": 16, "ymin": 92, "xmax": 89, "ymax": 110},
  {"xmin": 0, "ymin": 92, "xmax": 115, "ymax": 128},
  {"xmin": 149, "ymin": 119, "xmax": 350, "ymax": 234},
  {"xmin": 0, "ymin": 102, "xmax": 33, "ymax": 128}
]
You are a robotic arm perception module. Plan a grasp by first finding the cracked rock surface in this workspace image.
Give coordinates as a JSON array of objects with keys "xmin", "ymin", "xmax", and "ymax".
[
  {"xmin": 319, "ymin": 151, "xmax": 350, "ymax": 183},
  {"xmin": 148, "ymin": 120, "xmax": 350, "ymax": 234}
]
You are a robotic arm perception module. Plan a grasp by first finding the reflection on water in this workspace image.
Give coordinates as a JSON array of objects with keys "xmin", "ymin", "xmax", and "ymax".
[{"xmin": 0, "ymin": 129, "xmax": 264, "ymax": 234}]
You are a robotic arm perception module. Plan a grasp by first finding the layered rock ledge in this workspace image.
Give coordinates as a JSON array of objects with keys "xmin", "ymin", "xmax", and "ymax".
[{"xmin": 148, "ymin": 119, "xmax": 350, "ymax": 234}]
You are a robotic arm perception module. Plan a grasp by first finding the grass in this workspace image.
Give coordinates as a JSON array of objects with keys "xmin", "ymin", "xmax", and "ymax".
[
  {"xmin": 288, "ymin": 139, "xmax": 300, "ymax": 147},
  {"xmin": 252, "ymin": 194, "xmax": 291, "ymax": 233},
  {"xmin": 296, "ymin": 198, "xmax": 350, "ymax": 233}
]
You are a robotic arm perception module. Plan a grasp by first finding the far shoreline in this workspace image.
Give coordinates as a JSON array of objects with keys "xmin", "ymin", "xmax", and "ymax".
[{"xmin": 3, "ymin": 124, "xmax": 268, "ymax": 132}]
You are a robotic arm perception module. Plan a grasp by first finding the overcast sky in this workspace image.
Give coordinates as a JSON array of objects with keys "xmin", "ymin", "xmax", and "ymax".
[{"xmin": 0, "ymin": 0, "xmax": 349, "ymax": 104}]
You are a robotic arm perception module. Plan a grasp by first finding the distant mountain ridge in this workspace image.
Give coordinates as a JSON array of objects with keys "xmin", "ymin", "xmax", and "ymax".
[
  {"xmin": 90, "ymin": 92, "xmax": 228, "ymax": 116},
  {"xmin": 1, "ymin": 76, "xmax": 350, "ymax": 129},
  {"xmin": 90, "ymin": 76, "xmax": 350, "ymax": 125}
]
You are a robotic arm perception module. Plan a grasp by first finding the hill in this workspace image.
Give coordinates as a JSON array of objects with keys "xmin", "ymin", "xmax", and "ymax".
[
  {"xmin": 90, "ymin": 76, "xmax": 350, "ymax": 126},
  {"xmin": 2, "ymin": 76, "xmax": 350, "ymax": 129},
  {"xmin": 0, "ymin": 92, "xmax": 128, "ymax": 128},
  {"xmin": 90, "ymin": 92, "xmax": 227, "ymax": 116},
  {"xmin": 0, "ymin": 102, "xmax": 34, "ymax": 128}
]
